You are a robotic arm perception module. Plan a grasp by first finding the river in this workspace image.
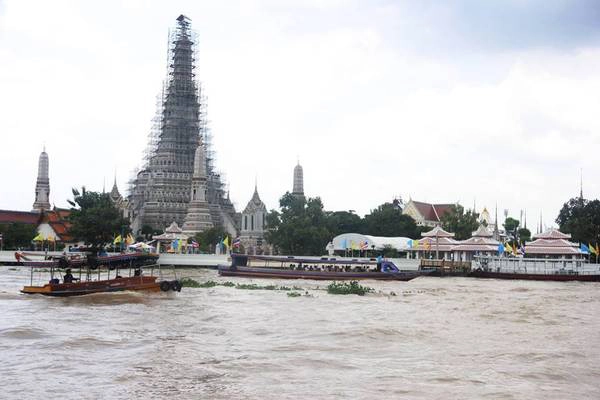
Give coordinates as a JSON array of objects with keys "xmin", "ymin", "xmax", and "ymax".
[{"xmin": 1, "ymin": 266, "xmax": 599, "ymax": 399}]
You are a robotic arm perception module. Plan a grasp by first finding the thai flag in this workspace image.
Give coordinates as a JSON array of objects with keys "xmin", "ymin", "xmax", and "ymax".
[
  {"xmin": 360, "ymin": 241, "xmax": 369, "ymax": 250},
  {"xmin": 191, "ymin": 240, "xmax": 199, "ymax": 248},
  {"xmin": 233, "ymin": 237, "xmax": 241, "ymax": 248}
]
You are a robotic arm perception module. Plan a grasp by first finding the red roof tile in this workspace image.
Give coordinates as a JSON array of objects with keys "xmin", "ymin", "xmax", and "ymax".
[{"xmin": 0, "ymin": 210, "xmax": 40, "ymax": 225}]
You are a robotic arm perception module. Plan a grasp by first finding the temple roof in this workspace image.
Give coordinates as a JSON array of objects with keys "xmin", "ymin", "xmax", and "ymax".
[
  {"xmin": 409, "ymin": 201, "xmax": 454, "ymax": 223},
  {"xmin": 243, "ymin": 185, "xmax": 267, "ymax": 214},
  {"xmin": 0, "ymin": 210, "xmax": 40, "ymax": 224}
]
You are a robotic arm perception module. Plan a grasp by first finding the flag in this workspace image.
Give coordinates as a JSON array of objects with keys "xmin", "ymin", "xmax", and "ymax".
[
  {"xmin": 360, "ymin": 241, "xmax": 369, "ymax": 250},
  {"xmin": 126, "ymin": 233, "xmax": 135, "ymax": 245},
  {"xmin": 589, "ymin": 244, "xmax": 597, "ymax": 255},
  {"xmin": 519, "ymin": 245, "xmax": 526, "ymax": 255},
  {"xmin": 596, "ymin": 244, "xmax": 599, "ymax": 256},
  {"xmin": 113, "ymin": 234, "xmax": 122, "ymax": 244},
  {"xmin": 424, "ymin": 241, "xmax": 431, "ymax": 250},
  {"xmin": 497, "ymin": 243, "xmax": 505, "ymax": 254},
  {"xmin": 350, "ymin": 241, "xmax": 359, "ymax": 250},
  {"xmin": 172, "ymin": 239, "xmax": 179, "ymax": 250},
  {"xmin": 190, "ymin": 240, "xmax": 199, "ymax": 248},
  {"xmin": 505, "ymin": 242, "xmax": 513, "ymax": 254},
  {"xmin": 32, "ymin": 233, "xmax": 44, "ymax": 241},
  {"xmin": 407, "ymin": 239, "xmax": 413, "ymax": 248},
  {"xmin": 513, "ymin": 244, "xmax": 519, "ymax": 256},
  {"xmin": 232, "ymin": 237, "xmax": 241, "ymax": 248},
  {"xmin": 413, "ymin": 239, "xmax": 420, "ymax": 249},
  {"xmin": 46, "ymin": 235, "xmax": 55, "ymax": 242},
  {"xmin": 580, "ymin": 243, "xmax": 589, "ymax": 254},
  {"xmin": 223, "ymin": 236, "xmax": 230, "ymax": 248}
]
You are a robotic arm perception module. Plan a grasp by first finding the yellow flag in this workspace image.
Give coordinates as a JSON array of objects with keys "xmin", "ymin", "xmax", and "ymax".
[
  {"xmin": 505, "ymin": 242, "xmax": 513, "ymax": 254},
  {"xmin": 589, "ymin": 244, "xmax": 597, "ymax": 255},
  {"xmin": 113, "ymin": 234, "xmax": 122, "ymax": 244},
  {"xmin": 126, "ymin": 234, "xmax": 135, "ymax": 245},
  {"xmin": 414, "ymin": 239, "xmax": 420, "ymax": 248},
  {"xmin": 424, "ymin": 241, "xmax": 431, "ymax": 250},
  {"xmin": 46, "ymin": 235, "xmax": 55, "ymax": 242},
  {"xmin": 223, "ymin": 236, "xmax": 230, "ymax": 247},
  {"xmin": 596, "ymin": 244, "xmax": 599, "ymax": 256},
  {"xmin": 32, "ymin": 233, "xmax": 44, "ymax": 241}
]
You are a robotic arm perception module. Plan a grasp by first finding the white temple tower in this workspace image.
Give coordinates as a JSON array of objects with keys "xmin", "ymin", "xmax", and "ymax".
[
  {"xmin": 240, "ymin": 183, "xmax": 268, "ymax": 254},
  {"xmin": 32, "ymin": 147, "xmax": 51, "ymax": 211},
  {"xmin": 292, "ymin": 161, "xmax": 304, "ymax": 197},
  {"xmin": 182, "ymin": 141, "xmax": 213, "ymax": 234}
]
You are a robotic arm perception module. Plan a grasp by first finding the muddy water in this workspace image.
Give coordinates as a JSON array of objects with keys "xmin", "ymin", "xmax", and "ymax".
[{"xmin": 1, "ymin": 266, "xmax": 599, "ymax": 399}]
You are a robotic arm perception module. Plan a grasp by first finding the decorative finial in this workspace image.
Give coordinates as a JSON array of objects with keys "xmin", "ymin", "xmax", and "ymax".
[{"xmin": 580, "ymin": 168, "xmax": 583, "ymax": 199}]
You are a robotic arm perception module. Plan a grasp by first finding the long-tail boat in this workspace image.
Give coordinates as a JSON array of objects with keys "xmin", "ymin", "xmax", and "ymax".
[
  {"xmin": 15, "ymin": 251, "xmax": 182, "ymax": 296},
  {"xmin": 218, "ymin": 254, "xmax": 422, "ymax": 281}
]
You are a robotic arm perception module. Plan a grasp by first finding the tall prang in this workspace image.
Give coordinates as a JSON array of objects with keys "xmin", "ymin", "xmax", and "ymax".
[
  {"xmin": 292, "ymin": 161, "xmax": 304, "ymax": 197},
  {"xmin": 32, "ymin": 147, "xmax": 51, "ymax": 211},
  {"xmin": 128, "ymin": 15, "xmax": 238, "ymax": 235}
]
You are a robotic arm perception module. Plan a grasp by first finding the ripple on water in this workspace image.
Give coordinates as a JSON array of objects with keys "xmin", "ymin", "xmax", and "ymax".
[{"xmin": 0, "ymin": 326, "xmax": 50, "ymax": 340}]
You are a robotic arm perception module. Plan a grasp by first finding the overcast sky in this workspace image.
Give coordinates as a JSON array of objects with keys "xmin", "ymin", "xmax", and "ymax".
[{"xmin": 1, "ymin": 0, "xmax": 600, "ymax": 229}]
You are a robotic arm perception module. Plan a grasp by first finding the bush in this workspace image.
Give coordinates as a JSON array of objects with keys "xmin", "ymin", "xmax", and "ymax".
[{"xmin": 327, "ymin": 281, "xmax": 373, "ymax": 296}]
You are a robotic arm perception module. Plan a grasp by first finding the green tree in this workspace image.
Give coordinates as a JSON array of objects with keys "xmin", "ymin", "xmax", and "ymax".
[
  {"xmin": 363, "ymin": 203, "xmax": 418, "ymax": 237},
  {"xmin": 68, "ymin": 187, "xmax": 130, "ymax": 253},
  {"xmin": 325, "ymin": 211, "xmax": 365, "ymax": 237},
  {"xmin": 440, "ymin": 204, "xmax": 479, "ymax": 240},
  {"xmin": 503, "ymin": 217, "xmax": 520, "ymax": 237},
  {"xmin": 194, "ymin": 226, "xmax": 227, "ymax": 253},
  {"xmin": 518, "ymin": 227, "xmax": 531, "ymax": 243},
  {"xmin": 0, "ymin": 223, "xmax": 38, "ymax": 250},
  {"xmin": 265, "ymin": 192, "xmax": 330, "ymax": 255},
  {"xmin": 556, "ymin": 197, "xmax": 600, "ymax": 245}
]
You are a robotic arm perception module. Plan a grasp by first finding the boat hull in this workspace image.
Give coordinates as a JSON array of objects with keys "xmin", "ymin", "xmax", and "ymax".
[
  {"xmin": 218, "ymin": 266, "xmax": 419, "ymax": 281},
  {"xmin": 21, "ymin": 276, "xmax": 161, "ymax": 297},
  {"xmin": 469, "ymin": 270, "xmax": 600, "ymax": 282}
]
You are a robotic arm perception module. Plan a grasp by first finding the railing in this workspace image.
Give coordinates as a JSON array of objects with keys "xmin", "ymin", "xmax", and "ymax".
[{"xmin": 473, "ymin": 256, "xmax": 600, "ymax": 275}]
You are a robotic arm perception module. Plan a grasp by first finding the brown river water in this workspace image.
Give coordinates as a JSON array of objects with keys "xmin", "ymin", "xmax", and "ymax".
[{"xmin": 1, "ymin": 266, "xmax": 599, "ymax": 399}]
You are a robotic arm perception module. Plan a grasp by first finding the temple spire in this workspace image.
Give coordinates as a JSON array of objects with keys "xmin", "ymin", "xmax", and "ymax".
[{"xmin": 32, "ymin": 146, "xmax": 51, "ymax": 211}]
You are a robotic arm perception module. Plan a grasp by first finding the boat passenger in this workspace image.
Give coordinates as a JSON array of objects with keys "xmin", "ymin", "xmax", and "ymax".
[{"xmin": 63, "ymin": 269, "xmax": 80, "ymax": 284}]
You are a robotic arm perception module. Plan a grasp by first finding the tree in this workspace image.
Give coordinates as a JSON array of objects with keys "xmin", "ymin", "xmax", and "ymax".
[
  {"xmin": 265, "ymin": 192, "xmax": 331, "ymax": 255},
  {"xmin": 194, "ymin": 226, "xmax": 227, "ymax": 253},
  {"xmin": 503, "ymin": 217, "xmax": 520, "ymax": 239},
  {"xmin": 68, "ymin": 187, "xmax": 130, "ymax": 253},
  {"xmin": 0, "ymin": 223, "xmax": 38, "ymax": 250},
  {"xmin": 518, "ymin": 227, "xmax": 531, "ymax": 243},
  {"xmin": 363, "ymin": 203, "xmax": 419, "ymax": 237},
  {"xmin": 556, "ymin": 197, "xmax": 600, "ymax": 245},
  {"xmin": 325, "ymin": 211, "xmax": 365, "ymax": 237},
  {"xmin": 440, "ymin": 204, "xmax": 479, "ymax": 240}
]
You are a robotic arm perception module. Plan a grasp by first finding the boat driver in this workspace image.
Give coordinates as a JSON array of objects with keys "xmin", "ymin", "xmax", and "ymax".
[{"xmin": 63, "ymin": 269, "xmax": 80, "ymax": 284}]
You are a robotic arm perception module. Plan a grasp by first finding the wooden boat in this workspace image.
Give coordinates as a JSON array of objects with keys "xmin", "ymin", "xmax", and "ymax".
[
  {"xmin": 16, "ymin": 251, "xmax": 181, "ymax": 297},
  {"xmin": 470, "ymin": 256, "xmax": 600, "ymax": 282},
  {"xmin": 218, "ymin": 254, "xmax": 422, "ymax": 281}
]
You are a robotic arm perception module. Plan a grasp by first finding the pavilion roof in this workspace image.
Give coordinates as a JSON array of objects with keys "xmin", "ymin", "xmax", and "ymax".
[
  {"xmin": 411, "ymin": 201, "xmax": 454, "ymax": 223},
  {"xmin": 525, "ymin": 237, "xmax": 582, "ymax": 255},
  {"xmin": 532, "ymin": 228, "xmax": 571, "ymax": 240},
  {"xmin": 421, "ymin": 226, "xmax": 455, "ymax": 238},
  {"xmin": 471, "ymin": 225, "xmax": 493, "ymax": 238}
]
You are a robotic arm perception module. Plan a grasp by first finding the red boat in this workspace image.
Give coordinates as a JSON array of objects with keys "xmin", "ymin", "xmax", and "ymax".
[{"xmin": 15, "ymin": 251, "xmax": 181, "ymax": 296}]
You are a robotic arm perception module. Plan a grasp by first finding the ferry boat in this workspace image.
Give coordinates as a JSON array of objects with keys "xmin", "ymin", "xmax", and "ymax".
[
  {"xmin": 470, "ymin": 256, "xmax": 600, "ymax": 282},
  {"xmin": 218, "ymin": 254, "xmax": 422, "ymax": 281},
  {"xmin": 15, "ymin": 251, "xmax": 181, "ymax": 296}
]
